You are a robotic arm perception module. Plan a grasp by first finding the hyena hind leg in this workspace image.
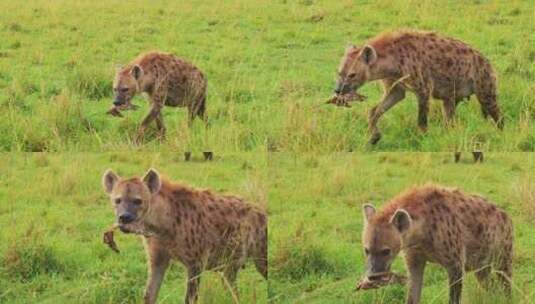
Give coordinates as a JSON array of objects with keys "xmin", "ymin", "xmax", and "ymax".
[
  {"xmin": 222, "ymin": 264, "xmax": 241, "ymax": 301},
  {"xmin": 495, "ymin": 254, "xmax": 513, "ymax": 296},
  {"xmin": 155, "ymin": 114, "xmax": 166, "ymax": 137},
  {"xmin": 474, "ymin": 265, "xmax": 492, "ymax": 290}
]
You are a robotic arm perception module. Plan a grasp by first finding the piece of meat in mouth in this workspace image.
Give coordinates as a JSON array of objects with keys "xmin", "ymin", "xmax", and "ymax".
[{"xmin": 325, "ymin": 91, "xmax": 367, "ymax": 107}]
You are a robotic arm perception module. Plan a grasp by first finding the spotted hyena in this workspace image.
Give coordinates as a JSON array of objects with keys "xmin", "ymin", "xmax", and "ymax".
[
  {"xmin": 112, "ymin": 51, "xmax": 207, "ymax": 140},
  {"xmin": 361, "ymin": 184, "xmax": 513, "ymax": 304},
  {"xmin": 335, "ymin": 30, "xmax": 503, "ymax": 144},
  {"xmin": 102, "ymin": 169, "xmax": 267, "ymax": 304}
]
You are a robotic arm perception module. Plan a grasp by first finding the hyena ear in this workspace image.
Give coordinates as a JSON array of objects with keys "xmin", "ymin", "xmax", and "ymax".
[
  {"xmin": 142, "ymin": 168, "xmax": 161, "ymax": 194},
  {"xmin": 390, "ymin": 209, "xmax": 412, "ymax": 233},
  {"xmin": 102, "ymin": 169, "xmax": 119, "ymax": 194},
  {"xmin": 131, "ymin": 64, "xmax": 144, "ymax": 80},
  {"xmin": 362, "ymin": 204, "xmax": 376, "ymax": 223},
  {"xmin": 361, "ymin": 45, "xmax": 377, "ymax": 65}
]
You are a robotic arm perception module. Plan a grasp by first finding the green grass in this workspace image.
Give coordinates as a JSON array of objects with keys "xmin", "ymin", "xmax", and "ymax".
[
  {"xmin": 0, "ymin": 153, "xmax": 268, "ymax": 303},
  {"xmin": 268, "ymin": 153, "xmax": 535, "ymax": 303},
  {"xmin": 0, "ymin": 0, "xmax": 534, "ymax": 152}
]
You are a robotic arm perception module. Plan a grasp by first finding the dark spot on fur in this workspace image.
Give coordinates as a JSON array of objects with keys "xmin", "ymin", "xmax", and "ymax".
[{"xmin": 476, "ymin": 224, "xmax": 483, "ymax": 236}]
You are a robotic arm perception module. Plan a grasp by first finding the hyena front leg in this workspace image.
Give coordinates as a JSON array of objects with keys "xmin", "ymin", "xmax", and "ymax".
[
  {"xmin": 155, "ymin": 113, "xmax": 166, "ymax": 138},
  {"xmin": 416, "ymin": 92, "xmax": 430, "ymax": 132},
  {"xmin": 442, "ymin": 97, "xmax": 456, "ymax": 127},
  {"xmin": 185, "ymin": 265, "xmax": 202, "ymax": 304},
  {"xmin": 447, "ymin": 263, "xmax": 464, "ymax": 304},
  {"xmin": 144, "ymin": 242, "xmax": 171, "ymax": 304},
  {"xmin": 368, "ymin": 83, "xmax": 406, "ymax": 144},
  {"xmin": 137, "ymin": 102, "xmax": 164, "ymax": 141},
  {"xmin": 405, "ymin": 254, "xmax": 426, "ymax": 304}
]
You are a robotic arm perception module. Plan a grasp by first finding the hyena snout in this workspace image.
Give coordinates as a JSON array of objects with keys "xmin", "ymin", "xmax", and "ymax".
[
  {"xmin": 118, "ymin": 212, "xmax": 136, "ymax": 224},
  {"xmin": 113, "ymin": 96, "xmax": 125, "ymax": 106},
  {"xmin": 366, "ymin": 258, "xmax": 391, "ymax": 279},
  {"xmin": 334, "ymin": 81, "xmax": 345, "ymax": 94},
  {"xmin": 334, "ymin": 80, "xmax": 353, "ymax": 95}
]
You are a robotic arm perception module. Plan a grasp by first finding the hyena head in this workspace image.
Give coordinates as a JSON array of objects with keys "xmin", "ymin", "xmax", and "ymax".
[
  {"xmin": 112, "ymin": 64, "xmax": 144, "ymax": 107},
  {"xmin": 102, "ymin": 168, "xmax": 161, "ymax": 233},
  {"xmin": 334, "ymin": 45, "xmax": 377, "ymax": 95},
  {"xmin": 361, "ymin": 204, "xmax": 412, "ymax": 279}
]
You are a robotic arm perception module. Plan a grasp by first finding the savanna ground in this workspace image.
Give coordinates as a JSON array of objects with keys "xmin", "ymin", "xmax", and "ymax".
[
  {"xmin": 0, "ymin": 153, "xmax": 268, "ymax": 303},
  {"xmin": 269, "ymin": 153, "xmax": 535, "ymax": 303},
  {"xmin": 0, "ymin": 0, "xmax": 534, "ymax": 152}
]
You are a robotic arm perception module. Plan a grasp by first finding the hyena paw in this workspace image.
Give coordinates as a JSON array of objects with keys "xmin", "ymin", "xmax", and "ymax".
[{"xmin": 369, "ymin": 133, "xmax": 382, "ymax": 145}]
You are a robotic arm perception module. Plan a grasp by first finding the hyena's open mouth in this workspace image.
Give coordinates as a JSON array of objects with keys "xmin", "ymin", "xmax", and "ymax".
[
  {"xmin": 367, "ymin": 271, "xmax": 391, "ymax": 281},
  {"xmin": 116, "ymin": 102, "xmax": 139, "ymax": 111},
  {"xmin": 118, "ymin": 221, "xmax": 143, "ymax": 234},
  {"xmin": 117, "ymin": 224, "xmax": 134, "ymax": 233},
  {"xmin": 117, "ymin": 221, "xmax": 154, "ymax": 237},
  {"xmin": 356, "ymin": 272, "xmax": 407, "ymax": 291},
  {"xmin": 106, "ymin": 102, "xmax": 140, "ymax": 117},
  {"xmin": 118, "ymin": 224, "xmax": 132, "ymax": 233}
]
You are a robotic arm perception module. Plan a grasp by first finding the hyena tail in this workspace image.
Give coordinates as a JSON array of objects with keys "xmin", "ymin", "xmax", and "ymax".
[
  {"xmin": 187, "ymin": 95, "xmax": 207, "ymax": 126},
  {"xmin": 254, "ymin": 232, "xmax": 268, "ymax": 280},
  {"xmin": 197, "ymin": 96, "xmax": 207, "ymax": 123},
  {"xmin": 475, "ymin": 71, "xmax": 503, "ymax": 129},
  {"xmin": 254, "ymin": 255, "xmax": 268, "ymax": 280}
]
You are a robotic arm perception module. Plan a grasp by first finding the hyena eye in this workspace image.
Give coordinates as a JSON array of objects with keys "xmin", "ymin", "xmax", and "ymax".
[
  {"xmin": 120, "ymin": 87, "xmax": 129, "ymax": 93},
  {"xmin": 347, "ymin": 73, "xmax": 357, "ymax": 79},
  {"xmin": 114, "ymin": 198, "xmax": 121, "ymax": 205},
  {"xmin": 133, "ymin": 199, "xmax": 142, "ymax": 205},
  {"xmin": 364, "ymin": 248, "xmax": 370, "ymax": 256},
  {"xmin": 381, "ymin": 249, "xmax": 391, "ymax": 256}
]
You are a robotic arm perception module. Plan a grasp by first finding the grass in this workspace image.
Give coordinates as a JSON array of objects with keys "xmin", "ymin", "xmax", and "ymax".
[
  {"xmin": 0, "ymin": 152, "xmax": 268, "ymax": 303},
  {"xmin": 0, "ymin": 0, "xmax": 534, "ymax": 152},
  {"xmin": 268, "ymin": 152, "xmax": 535, "ymax": 303}
]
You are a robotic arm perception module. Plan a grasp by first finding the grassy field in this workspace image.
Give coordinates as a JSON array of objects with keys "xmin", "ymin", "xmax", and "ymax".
[
  {"xmin": 0, "ymin": 0, "xmax": 534, "ymax": 152},
  {"xmin": 268, "ymin": 153, "xmax": 535, "ymax": 303},
  {"xmin": 0, "ymin": 153, "xmax": 268, "ymax": 303}
]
